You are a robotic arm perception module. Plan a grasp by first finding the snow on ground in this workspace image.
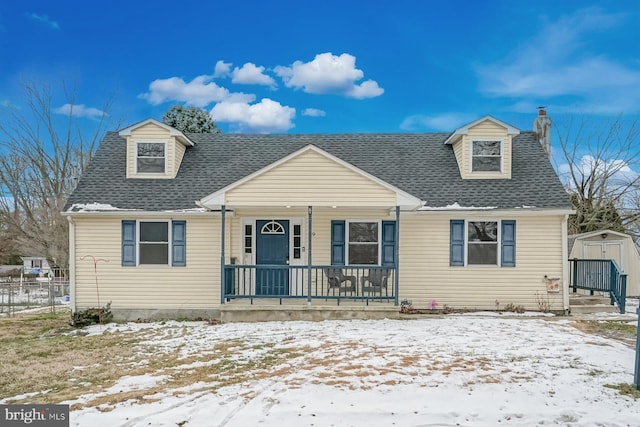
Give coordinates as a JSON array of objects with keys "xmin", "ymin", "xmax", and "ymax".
[{"xmin": 66, "ymin": 314, "xmax": 640, "ymax": 427}]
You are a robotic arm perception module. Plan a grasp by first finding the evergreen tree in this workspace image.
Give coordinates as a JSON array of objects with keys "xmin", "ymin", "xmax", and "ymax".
[{"xmin": 162, "ymin": 105, "xmax": 221, "ymax": 134}]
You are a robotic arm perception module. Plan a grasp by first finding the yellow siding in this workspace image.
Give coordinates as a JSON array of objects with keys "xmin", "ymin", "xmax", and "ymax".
[
  {"xmin": 226, "ymin": 150, "xmax": 396, "ymax": 206},
  {"xmin": 73, "ymin": 216, "xmax": 222, "ymax": 310},
  {"xmin": 457, "ymin": 119, "xmax": 513, "ymax": 180},
  {"xmin": 452, "ymin": 140, "xmax": 464, "ymax": 173},
  {"xmin": 174, "ymin": 143, "xmax": 187, "ymax": 178},
  {"xmin": 398, "ymin": 214, "xmax": 565, "ymax": 311},
  {"xmin": 228, "ymin": 208, "xmax": 391, "ymax": 265},
  {"xmin": 73, "ymin": 210, "xmax": 567, "ymax": 312}
]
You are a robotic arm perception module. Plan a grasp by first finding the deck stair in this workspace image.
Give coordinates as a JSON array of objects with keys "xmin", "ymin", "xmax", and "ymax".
[{"xmin": 569, "ymin": 293, "xmax": 618, "ymax": 314}]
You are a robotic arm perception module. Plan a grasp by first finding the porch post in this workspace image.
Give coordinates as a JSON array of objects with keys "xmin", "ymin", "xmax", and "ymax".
[
  {"xmin": 307, "ymin": 206, "xmax": 312, "ymax": 304},
  {"xmin": 395, "ymin": 205, "xmax": 400, "ymax": 306},
  {"xmin": 220, "ymin": 205, "xmax": 226, "ymax": 305}
]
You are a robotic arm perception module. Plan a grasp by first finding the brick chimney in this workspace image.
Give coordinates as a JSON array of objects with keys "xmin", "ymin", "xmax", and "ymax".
[{"xmin": 533, "ymin": 107, "xmax": 551, "ymax": 158}]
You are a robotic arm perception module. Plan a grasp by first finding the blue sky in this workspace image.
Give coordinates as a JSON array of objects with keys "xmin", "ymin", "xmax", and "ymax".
[{"xmin": 0, "ymin": 1, "xmax": 638, "ymax": 134}]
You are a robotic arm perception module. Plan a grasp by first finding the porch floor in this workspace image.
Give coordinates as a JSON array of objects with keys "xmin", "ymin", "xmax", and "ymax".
[{"xmin": 220, "ymin": 298, "xmax": 400, "ymax": 322}]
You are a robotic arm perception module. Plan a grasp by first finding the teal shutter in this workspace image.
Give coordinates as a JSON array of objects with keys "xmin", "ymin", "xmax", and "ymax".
[
  {"xmin": 450, "ymin": 220, "xmax": 464, "ymax": 266},
  {"xmin": 331, "ymin": 220, "xmax": 345, "ymax": 265},
  {"xmin": 172, "ymin": 220, "xmax": 186, "ymax": 267},
  {"xmin": 122, "ymin": 220, "xmax": 136, "ymax": 266},
  {"xmin": 501, "ymin": 220, "xmax": 516, "ymax": 267},
  {"xmin": 381, "ymin": 221, "xmax": 396, "ymax": 267}
]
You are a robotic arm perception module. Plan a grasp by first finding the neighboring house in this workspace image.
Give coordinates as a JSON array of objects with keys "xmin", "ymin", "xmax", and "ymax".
[
  {"xmin": 569, "ymin": 229, "xmax": 640, "ymax": 297},
  {"xmin": 21, "ymin": 256, "xmax": 52, "ymax": 276},
  {"xmin": 63, "ymin": 111, "xmax": 573, "ymax": 320}
]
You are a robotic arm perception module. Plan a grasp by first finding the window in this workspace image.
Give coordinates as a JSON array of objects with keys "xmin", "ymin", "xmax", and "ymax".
[
  {"xmin": 244, "ymin": 224, "xmax": 253, "ymax": 254},
  {"xmin": 293, "ymin": 224, "xmax": 302, "ymax": 259},
  {"xmin": 348, "ymin": 222, "xmax": 379, "ymax": 265},
  {"xmin": 139, "ymin": 222, "xmax": 169, "ymax": 264},
  {"xmin": 467, "ymin": 221, "xmax": 498, "ymax": 265},
  {"xmin": 471, "ymin": 140, "xmax": 501, "ymax": 172},
  {"xmin": 136, "ymin": 142, "xmax": 165, "ymax": 173},
  {"xmin": 121, "ymin": 220, "xmax": 186, "ymax": 267},
  {"xmin": 450, "ymin": 220, "xmax": 516, "ymax": 267}
]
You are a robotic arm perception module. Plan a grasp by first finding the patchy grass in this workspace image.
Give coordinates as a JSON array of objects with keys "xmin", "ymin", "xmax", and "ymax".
[
  {"xmin": 604, "ymin": 383, "xmax": 640, "ymax": 399},
  {"xmin": 571, "ymin": 320, "xmax": 637, "ymax": 348}
]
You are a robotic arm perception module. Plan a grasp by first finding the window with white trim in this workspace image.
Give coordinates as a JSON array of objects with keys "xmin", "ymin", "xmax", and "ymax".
[
  {"xmin": 293, "ymin": 224, "xmax": 302, "ymax": 259},
  {"xmin": 139, "ymin": 221, "xmax": 169, "ymax": 264},
  {"xmin": 471, "ymin": 140, "xmax": 501, "ymax": 172},
  {"xmin": 467, "ymin": 221, "xmax": 498, "ymax": 265},
  {"xmin": 347, "ymin": 221, "xmax": 379, "ymax": 265},
  {"xmin": 136, "ymin": 142, "xmax": 166, "ymax": 173},
  {"xmin": 244, "ymin": 224, "xmax": 253, "ymax": 254}
]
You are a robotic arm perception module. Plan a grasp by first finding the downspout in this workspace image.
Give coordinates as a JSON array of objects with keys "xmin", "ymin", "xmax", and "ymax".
[
  {"xmin": 562, "ymin": 214, "xmax": 570, "ymax": 314},
  {"xmin": 395, "ymin": 206, "xmax": 400, "ymax": 306},
  {"xmin": 220, "ymin": 205, "xmax": 226, "ymax": 305},
  {"xmin": 67, "ymin": 216, "xmax": 76, "ymax": 313},
  {"xmin": 307, "ymin": 206, "xmax": 312, "ymax": 305}
]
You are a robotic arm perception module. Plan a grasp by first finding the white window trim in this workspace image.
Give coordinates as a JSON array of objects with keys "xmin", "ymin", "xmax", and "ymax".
[
  {"xmin": 345, "ymin": 220, "xmax": 382, "ymax": 266},
  {"xmin": 135, "ymin": 140, "xmax": 167, "ymax": 175},
  {"xmin": 464, "ymin": 219, "xmax": 501, "ymax": 267},
  {"xmin": 469, "ymin": 139, "xmax": 503, "ymax": 174},
  {"xmin": 137, "ymin": 220, "xmax": 172, "ymax": 266}
]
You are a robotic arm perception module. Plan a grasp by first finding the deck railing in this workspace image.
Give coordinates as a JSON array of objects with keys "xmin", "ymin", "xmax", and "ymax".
[
  {"xmin": 223, "ymin": 265, "xmax": 396, "ymax": 304},
  {"xmin": 570, "ymin": 259, "xmax": 627, "ymax": 314}
]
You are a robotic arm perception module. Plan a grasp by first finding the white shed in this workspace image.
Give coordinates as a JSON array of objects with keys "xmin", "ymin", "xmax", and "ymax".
[{"xmin": 568, "ymin": 230, "xmax": 640, "ymax": 297}]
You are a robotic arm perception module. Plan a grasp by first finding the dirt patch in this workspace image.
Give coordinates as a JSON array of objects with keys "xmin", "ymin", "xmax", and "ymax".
[{"xmin": 571, "ymin": 320, "xmax": 637, "ymax": 349}]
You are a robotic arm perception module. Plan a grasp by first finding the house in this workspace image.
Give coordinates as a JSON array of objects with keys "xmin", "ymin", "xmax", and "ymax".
[
  {"xmin": 569, "ymin": 229, "xmax": 640, "ymax": 297},
  {"xmin": 21, "ymin": 256, "xmax": 52, "ymax": 276},
  {"xmin": 63, "ymin": 110, "xmax": 573, "ymax": 321}
]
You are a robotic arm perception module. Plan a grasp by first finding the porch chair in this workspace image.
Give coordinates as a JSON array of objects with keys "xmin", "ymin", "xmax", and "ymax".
[
  {"xmin": 360, "ymin": 268, "xmax": 391, "ymax": 296},
  {"xmin": 324, "ymin": 268, "xmax": 357, "ymax": 294}
]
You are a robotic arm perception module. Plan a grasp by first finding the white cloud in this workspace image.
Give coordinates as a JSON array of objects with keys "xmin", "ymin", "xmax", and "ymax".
[
  {"xmin": 400, "ymin": 113, "xmax": 475, "ymax": 131},
  {"xmin": 0, "ymin": 100, "xmax": 18, "ymax": 109},
  {"xmin": 53, "ymin": 103, "xmax": 106, "ymax": 118},
  {"xmin": 476, "ymin": 8, "xmax": 640, "ymax": 113},
  {"xmin": 231, "ymin": 63, "xmax": 276, "ymax": 87},
  {"xmin": 274, "ymin": 52, "xmax": 383, "ymax": 99},
  {"xmin": 28, "ymin": 13, "xmax": 60, "ymax": 30},
  {"xmin": 302, "ymin": 108, "xmax": 326, "ymax": 117},
  {"xmin": 211, "ymin": 98, "xmax": 295, "ymax": 133},
  {"xmin": 139, "ymin": 75, "xmax": 254, "ymax": 108},
  {"xmin": 214, "ymin": 60, "xmax": 232, "ymax": 78}
]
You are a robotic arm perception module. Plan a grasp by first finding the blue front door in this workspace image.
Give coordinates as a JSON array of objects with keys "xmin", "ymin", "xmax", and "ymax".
[{"xmin": 256, "ymin": 220, "xmax": 290, "ymax": 295}]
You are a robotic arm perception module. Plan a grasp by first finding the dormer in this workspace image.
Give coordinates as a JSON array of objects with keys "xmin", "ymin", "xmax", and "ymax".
[
  {"xmin": 444, "ymin": 116, "xmax": 520, "ymax": 180},
  {"xmin": 119, "ymin": 119, "xmax": 194, "ymax": 179}
]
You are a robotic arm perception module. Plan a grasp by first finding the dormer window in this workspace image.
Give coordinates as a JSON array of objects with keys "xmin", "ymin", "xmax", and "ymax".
[
  {"xmin": 136, "ymin": 142, "xmax": 166, "ymax": 173},
  {"xmin": 471, "ymin": 140, "xmax": 502, "ymax": 172}
]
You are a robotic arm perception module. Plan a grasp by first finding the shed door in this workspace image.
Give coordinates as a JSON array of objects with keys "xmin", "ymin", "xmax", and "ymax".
[{"xmin": 584, "ymin": 241, "xmax": 624, "ymax": 271}]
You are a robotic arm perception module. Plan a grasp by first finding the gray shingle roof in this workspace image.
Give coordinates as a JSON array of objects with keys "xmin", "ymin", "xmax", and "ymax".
[{"xmin": 65, "ymin": 131, "xmax": 572, "ymax": 211}]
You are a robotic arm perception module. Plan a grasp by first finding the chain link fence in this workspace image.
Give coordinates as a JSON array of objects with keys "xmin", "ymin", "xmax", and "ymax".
[{"xmin": 0, "ymin": 268, "xmax": 70, "ymax": 316}]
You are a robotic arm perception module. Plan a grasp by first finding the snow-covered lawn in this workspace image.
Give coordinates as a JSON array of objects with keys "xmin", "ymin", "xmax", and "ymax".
[{"xmin": 61, "ymin": 313, "xmax": 640, "ymax": 427}]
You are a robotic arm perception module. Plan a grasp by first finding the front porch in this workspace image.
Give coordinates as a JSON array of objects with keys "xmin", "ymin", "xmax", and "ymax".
[{"xmin": 223, "ymin": 265, "xmax": 398, "ymax": 304}]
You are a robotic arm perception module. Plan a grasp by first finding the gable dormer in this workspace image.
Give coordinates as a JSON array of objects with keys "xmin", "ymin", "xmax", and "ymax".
[
  {"xmin": 444, "ymin": 116, "xmax": 520, "ymax": 180},
  {"xmin": 119, "ymin": 119, "xmax": 194, "ymax": 179}
]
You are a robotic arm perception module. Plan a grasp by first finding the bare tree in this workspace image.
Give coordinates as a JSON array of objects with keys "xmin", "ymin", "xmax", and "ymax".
[
  {"xmin": 0, "ymin": 81, "xmax": 115, "ymax": 268},
  {"xmin": 554, "ymin": 114, "xmax": 640, "ymax": 237}
]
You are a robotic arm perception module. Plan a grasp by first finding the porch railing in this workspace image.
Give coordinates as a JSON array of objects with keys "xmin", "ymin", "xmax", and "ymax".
[
  {"xmin": 570, "ymin": 259, "xmax": 627, "ymax": 314},
  {"xmin": 223, "ymin": 265, "xmax": 396, "ymax": 304}
]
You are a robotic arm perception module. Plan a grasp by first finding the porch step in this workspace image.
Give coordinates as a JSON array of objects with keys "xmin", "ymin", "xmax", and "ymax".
[{"xmin": 569, "ymin": 294, "xmax": 619, "ymax": 314}]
